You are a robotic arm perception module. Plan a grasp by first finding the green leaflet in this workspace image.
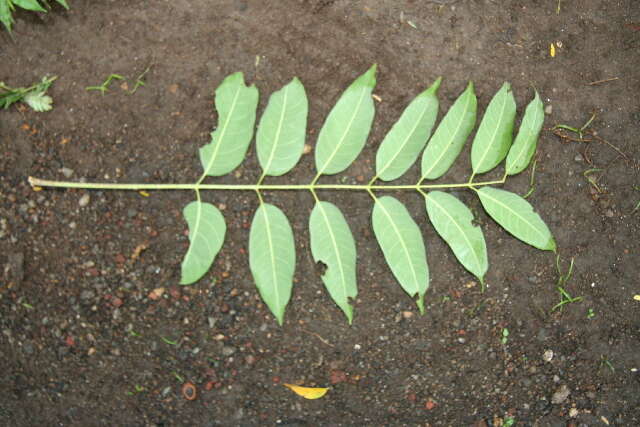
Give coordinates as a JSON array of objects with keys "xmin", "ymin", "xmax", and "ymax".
[
  {"xmin": 477, "ymin": 187, "xmax": 555, "ymax": 251},
  {"xmin": 315, "ymin": 65, "xmax": 377, "ymax": 176},
  {"xmin": 421, "ymin": 82, "xmax": 477, "ymax": 180},
  {"xmin": 375, "ymin": 78, "xmax": 441, "ymax": 181},
  {"xmin": 0, "ymin": 1, "xmax": 12, "ymax": 32},
  {"xmin": 425, "ymin": 191, "xmax": 488, "ymax": 284},
  {"xmin": 13, "ymin": 0, "xmax": 46, "ymax": 12},
  {"xmin": 309, "ymin": 201, "xmax": 357, "ymax": 324},
  {"xmin": 256, "ymin": 77, "xmax": 308, "ymax": 176},
  {"xmin": 506, "ymin": 91, "xmax": 544, "ymax": 176},
  {"xmin": 180, "ymin": 201, "xmax": 227, "ymax": 285},
  {"xmin": 199, "ymin": 72, "xmax": 259, "ymax": 177},
  {"xmin": 372, "ymin": 196, "xmax": 429, "ymax": 313},
  {"xmin": 23, "ymin": 91, "xmax": 52, "ymax": 112},
  {"xmin": 249, "ymin": 203, "xmax": 296, "ymax": 325},
  {"xmin": 55, "ymin": 0, "xmax": 69, "ymax": 8},
  {"xmin": 470, "ymin": 82, "xmax": 516, "ymax": 175}
]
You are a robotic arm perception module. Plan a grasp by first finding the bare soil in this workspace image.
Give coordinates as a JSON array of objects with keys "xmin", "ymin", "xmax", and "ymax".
[{"xmin": 1, "ymin": 1, "xmax": 639, "ymax": 425}]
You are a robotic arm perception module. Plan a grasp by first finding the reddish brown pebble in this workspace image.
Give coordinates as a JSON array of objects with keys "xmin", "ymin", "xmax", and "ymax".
[
  {"xmin": 205, "ymin": 381, "xmax": 214, "ymax": 391},
  {"xmin": 114, "ymin": 254, "xmax": 126, "ymax": 264},
  {"xmin": 221, "ymin": 271, "xmax": 230, "ymax": 279},
  {"xmin": 65, "ymin": 336, "xmax": 75, "ymax": 347},
  {"xmin": 272, "ymin": 376, "xmax": 281, "ymax": 384},
  {"xmin": 407, "ymin": 392, "xmax": 416, "ymax": 402},
  {"xmin": 181, "ymin": 382, "xmax": 197, "ymax": 400},
  {"xmin": 169, "ymin": 286, "xmax": 181, "ymax": 299},
  {"xmin": 112, "ymin": 297, "xmax": 123, "ymax": 308},
  {"xmin": 330, "ymin": 370, "xmax": 347, "ymax": 385},
  {"xmin": 220, "ymin": 303, "xmax": 230, "ymax": 313},
  {"xmin": 425, "ymin": 399, "xmax": 436, "ymax": 410}
]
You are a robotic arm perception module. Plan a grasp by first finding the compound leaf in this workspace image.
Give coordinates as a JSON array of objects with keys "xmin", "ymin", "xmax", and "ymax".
[
  {"xmin": 505, "ymin": 90, "xmax": 544, "ymax": 175},
  {"xmin": 372, "ymin": 196, "xmax": 429, "ymax": 313},
  {"xmin": 309, "ymin": 201, "xmax": 357, "ymax": 324},
  {"xmin": 425, "ymin": 191, "xmax": 488, "ymax": 284},
  {"xmin": 477, "ymin": 187, "xmax": 555, "ymax": 251},
  {"xmin": 421, "ymin": 82, "xmax": 477, "ymax": 180},
  {"xmin": 315, "ymin": 65, "xmax": 376, "ymax": 176},
  {"xmin": 471, "ymin": 82, "xmax": 516, "ymax": 175},
  {"xmin": 256, "ymin": 77, "xmax": 308, "ymax": 176},
  {"xmin": 375, "ymin": 78, "xmax": 441, "ymax": 181},
  {"xmin": 249, "ymin": 203, "xmax": 296, "ymax": 325},
  {"xmin": 180, "ymin": 201, "xmax": 226, "ymax": 285},
  {"xmin": 199, "ymin": 72, "xmax": 259, "ymax": 177}
]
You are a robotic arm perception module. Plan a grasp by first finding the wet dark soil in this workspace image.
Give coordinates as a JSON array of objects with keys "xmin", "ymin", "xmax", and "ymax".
[{"xmin": 1, "ymin": 1, "xmax": 639, "ymax": 425}]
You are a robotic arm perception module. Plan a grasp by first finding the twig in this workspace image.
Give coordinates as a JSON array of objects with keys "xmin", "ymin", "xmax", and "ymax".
[
  {"xmin": 301, "ymin": 328, "xmax": 334, "ymax": 347},
  {"xmin": 588, "ymin": 77, "xmax": 619, "ymax": 86}
]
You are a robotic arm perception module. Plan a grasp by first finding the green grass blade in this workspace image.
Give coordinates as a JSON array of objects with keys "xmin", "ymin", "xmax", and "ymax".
[
  {"xmin": 421, "ymin": 82, "xmax": 477, "ymax": 180},
  {"xmin": 372, "ymin": 196, "xmax": 429, "ymax": 313},
  {"xmin": 425, "ymin": 191, "xmax": 488, "ymax": 284},
  {"xmin": 199, "ymin": 72, "xmax": 259, "ymax": 177},
  {"xmin": 315, "ymin": 65, "xmax": 377, "ymax": 176},
  {"xmin": 180, "ymin": 201, "xmax": 226, "ymax": 284},
  {"xmin": 249, "ymin": 203, "xmax": 296, "ymax": 325},
  {"xmin": 309, "ymin": 201, "xmax": 357, "ymax": 323},
  {"xmin": 375, "ymin": 78, "xmax": 440, "ymax": 181},
  {"xmin": 471, "ymin": 82, "xmax": 516, "ymax": 175},
  {"xmin": 506, "ymin": 91, "xmax": 544, "ymax": 176},
  {"xmin": 13, "ymin": 0, "xmax": 46, "ymax": 12},
  {"xmin": 477, "ymin": 187, "xmax": 555, "ymax": 251},
  {"xmin": 256, "ymin": 77, "xmax": 308, "ymax": 176}
]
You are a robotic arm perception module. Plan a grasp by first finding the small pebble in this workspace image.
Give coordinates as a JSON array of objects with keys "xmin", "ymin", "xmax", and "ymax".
[
  {"xmin": 544, "ymin": 105, "xmax": 553, "ymax": 115},
  {"xmin": 543, "ymin": 349, "xmax": 554, "ymax": 362},
  {"xmin": 78, "ymin": 194, "xmax": 90, "ymax": 207},
  {"xmin": 551, "ymin": 384, "xmax": 570, "ymax": 404},
  {"xmin": 221, "ymin": 346, "xmax": 236, "ymax": 356},
  {"xmin": 61, "ymin": 167, "xmax": 74, "ymax": 178}
]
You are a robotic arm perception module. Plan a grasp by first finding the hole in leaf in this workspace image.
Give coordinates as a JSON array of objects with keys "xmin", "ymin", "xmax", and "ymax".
[{"xmin": 314, "ymin": 261, "xmax": 328, "ymax": 277}]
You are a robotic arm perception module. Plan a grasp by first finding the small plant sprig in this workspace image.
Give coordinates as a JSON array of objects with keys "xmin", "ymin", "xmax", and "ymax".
[
  {"xmin": 85, "ymin": 74, "xmax": 124, "ymax": 95},
  {"xmin": 30, "ymin": 66, "xmax": 556, "ymax": 325},
  {"xmin": 0, "ymin": 0, "xmax": 69, "ymax": 33},
  {"xmin": 0, "ymin": 75, "xmax": 57, "ymax": 111}
]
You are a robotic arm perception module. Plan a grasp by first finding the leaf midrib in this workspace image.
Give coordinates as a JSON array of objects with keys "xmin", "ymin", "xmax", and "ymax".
[
  {"xmin": 261, "ymin": 206, "xmax": 282, "ymax": 315},
  {"xmin": 318, "ymin": 203, "xmax": 348, "ymax": 303},
  {"xmin": 481, "ymin": 189, "xmax": 547, "ymax": 242},
  {"xmin": 428, "ymin": 195, "xmax": 482, "ymax": 274},
  {"xmin": 473, "ymin": 88, "xmax": 509, "ymax": 174},
  {"xmin": 263, "ymin": 85, "xmax": 289, "ymax": 175},
  {"xmin": 423, "ymin": 88, "xmax": 472, "ymax": 179},
  {"xmin": 318, "ymin": 86, "xmax": 367, "ymax": 175},
  {"xmin": 204, "ymin": 83, "xmax": 242, "ymax": 175},
  {"xmin": 509, "ymin": 96, "xmax": 542, "ymax": 169},
  {"xmin": 379, "ymin": 97, "xmax": 431, "ymax": 179},
  {"xmin": 377, "ymin": 200, "xmax": 420, "ymax": 291}
]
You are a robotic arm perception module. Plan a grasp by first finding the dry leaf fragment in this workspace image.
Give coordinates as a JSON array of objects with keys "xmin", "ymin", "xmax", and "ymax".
[
  {"xmin": 283, "ymin": 383, "xmax": 329, "ymax": 399},
  {"xmin": 131, "ymin": 242, "xmax": 149, "ymax": 262},
  {"xmin": 633, "ymin": 295, "xmax": 640, "ymax": 301},
  {"xmin": 550, "ymin": 43, "xmax": 556, "ymax": 57}
]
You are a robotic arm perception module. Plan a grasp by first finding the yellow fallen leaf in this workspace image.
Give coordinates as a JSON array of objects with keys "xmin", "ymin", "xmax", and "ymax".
[
  {"xmin": 283, "ymin": 383, "xmax": 329, "ymax": 399},
  {"xmin": 139, "ymin": 190, "xmax": 150, "ymax": 197},
  {"xmin": 634, "ymin": 295, "xmax": 640, "ymax": 301},
  {"xmin": 550, "ymin": 43, "xmax": 556, "ymax": 57}
]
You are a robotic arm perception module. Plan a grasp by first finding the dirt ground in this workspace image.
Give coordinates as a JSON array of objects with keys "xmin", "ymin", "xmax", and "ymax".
[{"xmin": 1, "ymin": 0, "xmax": 639, "ymax": 425}]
